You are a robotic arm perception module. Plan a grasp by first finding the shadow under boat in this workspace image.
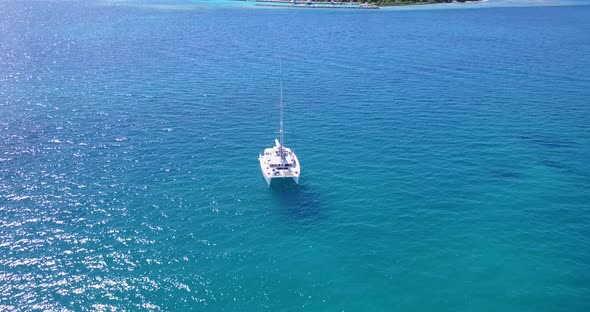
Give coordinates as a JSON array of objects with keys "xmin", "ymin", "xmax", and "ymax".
[{"xmin": 269, "ymin": 180, "xmax": 323, "ymax": 222}]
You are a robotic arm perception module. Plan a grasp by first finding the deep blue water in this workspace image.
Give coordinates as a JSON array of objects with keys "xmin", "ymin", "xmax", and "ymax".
[{"xmin": 1, "ymin": 1, "xmax": 590, "ymax": 310}]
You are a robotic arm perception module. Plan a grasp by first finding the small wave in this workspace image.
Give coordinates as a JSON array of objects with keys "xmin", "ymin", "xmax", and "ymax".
[{"xmin": 6, "ymin": 194, "xmax": 31, "ymax": 201}]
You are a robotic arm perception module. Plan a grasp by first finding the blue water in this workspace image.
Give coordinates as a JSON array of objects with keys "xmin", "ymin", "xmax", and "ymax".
[{"xmin": 1, "ymin": 1, "xmax": 590, "ymax": 310}]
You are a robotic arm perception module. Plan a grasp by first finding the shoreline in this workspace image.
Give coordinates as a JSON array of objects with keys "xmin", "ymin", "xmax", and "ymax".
[
  {"xmin": 255, "ymin": 3, "xmax": 380, "ymax": 9},
  {"xmin": 247, "ymin": 0, "xmax": 482, "ymax": 9}
]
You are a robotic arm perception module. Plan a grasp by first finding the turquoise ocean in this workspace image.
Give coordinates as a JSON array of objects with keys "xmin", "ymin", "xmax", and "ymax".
[{"xmin": 1, "ymin": 0, "xmax": 590, "ymax": 310}]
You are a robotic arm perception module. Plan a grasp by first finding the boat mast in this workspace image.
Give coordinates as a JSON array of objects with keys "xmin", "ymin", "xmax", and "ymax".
[{"xmin": 279, "ymin": 59, "xmax": 285, "ymax": 162}]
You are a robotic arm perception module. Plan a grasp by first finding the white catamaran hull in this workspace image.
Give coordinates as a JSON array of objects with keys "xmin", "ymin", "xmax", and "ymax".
[
  {"xmin": 258, "ymin": 150, "xmax": 300, "ymax": 186},
  {"xmin": 259, "ymin": 139, "xmax": 300, "ymax": 186}
]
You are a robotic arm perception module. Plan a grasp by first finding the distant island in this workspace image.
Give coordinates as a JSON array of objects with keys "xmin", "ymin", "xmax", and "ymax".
[
  {"xmin": 363, "ymin": 0, "xmax": 482, "ymax": 6},
  {"xmin": 252, "ymin": 0, "xmax": 482, "ymax": 9},
  {"xmin": 305, "ymin": 0, "xmax": 481, "ymax": 5}
]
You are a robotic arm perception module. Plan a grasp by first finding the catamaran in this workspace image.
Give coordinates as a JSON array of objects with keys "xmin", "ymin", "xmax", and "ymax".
[{"xmin": 258, "ymin": 63, "xmax": 300, "ymax": 186}]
